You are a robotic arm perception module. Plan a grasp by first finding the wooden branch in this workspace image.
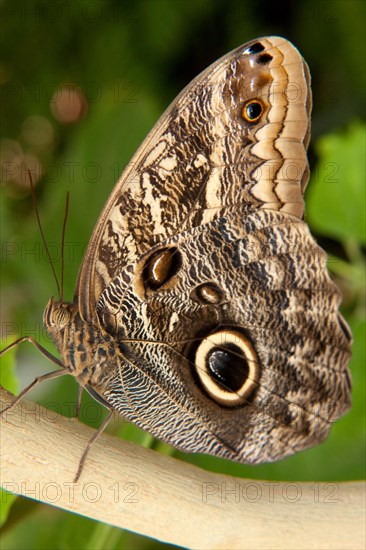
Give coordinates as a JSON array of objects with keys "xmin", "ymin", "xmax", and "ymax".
[{"xmin": 0, "ymin": 386, "xmax": 365, "ymax": 549}]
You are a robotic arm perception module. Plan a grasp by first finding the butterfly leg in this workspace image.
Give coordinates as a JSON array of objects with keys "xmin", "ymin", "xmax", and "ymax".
[
  {"xmin": 0, "ymin": 367, "xmax": 70, "ymax": 415},
  {"xmin": 75, "ymin": 385, "xmax": 84, "ymax": 418},
  {"xmin": 74, "ymin": 409, "xmax": 114, "ymax": 483},
  {"xmin": 0, "ymin": 335, "xmax": 64, "ymax": 367},
  {"xmin": 0, "ymin": 336, "xmax": 68, "ymax": 414}
]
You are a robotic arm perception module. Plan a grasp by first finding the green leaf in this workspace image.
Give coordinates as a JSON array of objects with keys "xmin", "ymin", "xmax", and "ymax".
[
  {"xmin": 0, "ymin": 490, "xmax": 17, "ymax": 528},
  {"xmin": 307, "ymin": 121, "xmax": 366, "ymax": 245},
  {"xmin": 0, "ymin": 338, "xmax": 19, "ymax": 396}
]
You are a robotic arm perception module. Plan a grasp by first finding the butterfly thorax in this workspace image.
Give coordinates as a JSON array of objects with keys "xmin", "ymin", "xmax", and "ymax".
[{"xmin": 43, "ymin": 298, "xmax": 115, "ymax": 389}]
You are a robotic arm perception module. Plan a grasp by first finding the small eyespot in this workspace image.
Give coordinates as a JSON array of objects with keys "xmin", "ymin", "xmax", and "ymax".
[
  {"xmin": 194, "ymin": 329, "xmax": 260, "ymax": 407},
  {"xmin": 143, "ymin": 247, "xmax": 181, "ymax": 290},
  {"xmin": 242, "ymin": 99, "xmax": 264, "ymax": 123},
  {"xmin": 192, "ymin": 283, "xmax": 224, "ymax": 305},
  {"xmin": 256, "ymin": 53, "xmax": 273, "ymax": 65},
  {"xmin": 243, "ymin": 42, "xmax": 265, "ymax": 55}
]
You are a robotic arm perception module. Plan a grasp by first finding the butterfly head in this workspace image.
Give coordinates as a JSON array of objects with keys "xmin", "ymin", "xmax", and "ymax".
[
  {"xmin": 44, "ymin": 298, "xmax": 71, "ymax": 329},
  {"xmin": 43, "ymin": 298, "xmax": 75, "ymax": 354}
]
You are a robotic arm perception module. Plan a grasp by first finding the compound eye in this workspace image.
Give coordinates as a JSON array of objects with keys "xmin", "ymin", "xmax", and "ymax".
[
  {"xmin": 194, "ymin": 329, "xmax": 259, "ymax": 406},
  {"xmin": 43, "ymin": 299, "xmax": 70, "ymax": 328}
]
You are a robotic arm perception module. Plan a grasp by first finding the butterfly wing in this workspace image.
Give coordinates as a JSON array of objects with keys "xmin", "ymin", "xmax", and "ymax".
[
  {"xmin": 75, "ymin": 37, "xmax": 351, "ymax": 464},
  {"xmin": 77, "ymin": 36, "xmax": 311, "ymax": 321}
]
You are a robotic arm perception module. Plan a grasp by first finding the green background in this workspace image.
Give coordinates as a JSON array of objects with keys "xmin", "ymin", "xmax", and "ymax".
[{"xmin": 0, "ymin": 0, "xmax": 365, "ymax": 548}]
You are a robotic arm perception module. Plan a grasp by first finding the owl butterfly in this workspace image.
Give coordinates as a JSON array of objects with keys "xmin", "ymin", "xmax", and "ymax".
[{"xmin": 2, "ymin": 37, "xmax": 352, "ymax": 479}]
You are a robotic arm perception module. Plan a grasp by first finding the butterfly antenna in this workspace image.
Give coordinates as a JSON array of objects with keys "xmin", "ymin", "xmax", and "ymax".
[
  {"xmin": 28, "ymin": 170, "xmax": 61, "ymax": 300},
  {"xmin": 60, "ymin": 191, "xmax": 70, "ymax": 302}
]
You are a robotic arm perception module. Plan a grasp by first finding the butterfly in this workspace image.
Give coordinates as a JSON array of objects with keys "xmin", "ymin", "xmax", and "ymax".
[{"xmin": 1, "ymin": 36, "xmax": 352, "ymax": 480}]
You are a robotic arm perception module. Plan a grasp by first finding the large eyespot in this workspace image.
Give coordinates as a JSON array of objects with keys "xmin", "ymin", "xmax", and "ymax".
[
  {"xmin": 143, "ymin": 247, "xmax": 182, "ymax": 290},
  {"xmin": 242, "ymin": 99, "xmax": 264, "ymax": 123},
  {"xmin": 194, "ymin": 329, "xmax": 259, "ymax": 406}
]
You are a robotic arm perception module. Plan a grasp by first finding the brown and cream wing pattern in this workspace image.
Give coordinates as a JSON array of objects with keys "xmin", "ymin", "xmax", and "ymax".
[{"xmin": 76, "ymin": 36, "xmax": 311, "ymax": 321}]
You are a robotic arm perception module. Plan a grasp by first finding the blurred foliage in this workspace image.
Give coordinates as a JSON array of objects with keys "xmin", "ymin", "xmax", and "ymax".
[
  {"xmin": 307, "ymin": 122, "xmax": 366, "ymax": 245},
  {"xmin": 0, "ymin": 338, "xmax": 19, "ymax": 395},
  {"xmin": 0, "ymin": 0, "xmax": 365, "ymax": 549}
]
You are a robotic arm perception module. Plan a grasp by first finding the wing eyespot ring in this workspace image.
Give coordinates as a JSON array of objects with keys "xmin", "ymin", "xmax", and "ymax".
[
  {"xmin": 242, "ymin": 99, "xmax": 264, "ymax": 123},
  {"xmin": 194, "ymin": 329, "xmax": 260, "ymax": 407}
]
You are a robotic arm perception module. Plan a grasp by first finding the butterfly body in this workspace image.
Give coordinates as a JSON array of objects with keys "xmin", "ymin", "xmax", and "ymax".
[{"xmin": 37, "ymin": 36, "xmax": 352, "ymax": 466}]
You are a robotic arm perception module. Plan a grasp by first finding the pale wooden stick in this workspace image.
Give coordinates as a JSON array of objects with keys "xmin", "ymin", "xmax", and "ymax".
[{"xmin": 0, "ymin": 386, "xmax": 365, "ymax": 549}]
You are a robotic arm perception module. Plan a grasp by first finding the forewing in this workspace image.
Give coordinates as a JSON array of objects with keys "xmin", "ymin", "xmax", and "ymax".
[{"xmin": 76, "ymin": 36, "xmax": 311, "ymax": 321}]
